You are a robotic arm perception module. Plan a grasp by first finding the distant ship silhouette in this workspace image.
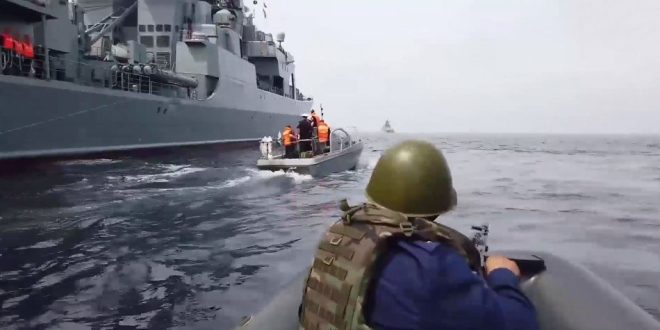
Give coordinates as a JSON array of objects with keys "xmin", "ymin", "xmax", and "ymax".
[{"xmin": 382, "ymin": 120, "xmax": 395, "ymax": 133}]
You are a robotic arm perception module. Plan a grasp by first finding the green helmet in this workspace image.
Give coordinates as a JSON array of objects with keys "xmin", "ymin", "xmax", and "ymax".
[{"xmin": 366, "ymin": 140, "xmax": 456, "ymax": 217}]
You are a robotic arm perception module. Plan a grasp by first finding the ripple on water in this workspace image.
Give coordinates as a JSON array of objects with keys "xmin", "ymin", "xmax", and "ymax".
[
  {"xmin": 537, "ymin": 192, "xmax": 593, "ymax": 201},
  {"xmin": 1, "ymin": 134, "xmax": 660, "ymax": 327},
  {"xmin": 106, "ymin": 166, "xmax": 208, "ymax": 185},
  {"xmin": 14, "ymin": 239, "xmax": 62, "ymax": 250}
]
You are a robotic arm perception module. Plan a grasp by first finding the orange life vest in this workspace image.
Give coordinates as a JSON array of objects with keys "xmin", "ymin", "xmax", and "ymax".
[
  {"xmin": 23, "ymin": 42, "xmax": 34, "ymax": 59},
  {"xmin": 312, "ymin": 113, "xmax": 322, "ymax": 127},
  {"xmin": 283, "ymin": 127, "xmax": 295, "ymax": 146},
  {"xmin": 13, "ymin": 39, "xmax": 23, "ymax": 57},
  {"xmin": 2, "ymin": 33, "xmax": 14, "ymax": 50},
  {"xmin": 317, "ymin": 123, "xmax": 330, "ymax": 143},
  {"xmin": 22, "ymin": 36, "xmax": 34, "ymax": 59}
]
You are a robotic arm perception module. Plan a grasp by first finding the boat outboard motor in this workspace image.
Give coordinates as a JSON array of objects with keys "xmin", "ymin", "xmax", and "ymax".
[{"xmin": 259, "ymin": 137, "xmax": 273, "ymax": 159}]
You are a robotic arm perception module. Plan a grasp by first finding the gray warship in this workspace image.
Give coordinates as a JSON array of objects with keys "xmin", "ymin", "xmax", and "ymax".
[
  {"xmin": 0, "ymin": 0, "xmax": 312, "ymax": 160},
  {"xmin": 381, "ymin": 119, "xmax": 394, "ymax": 133}
]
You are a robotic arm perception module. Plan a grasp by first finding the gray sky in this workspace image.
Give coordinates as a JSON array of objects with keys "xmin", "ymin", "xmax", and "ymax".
[{"xmin": 252, "ymin": 0, "xmax": 660, "ymax": 134}]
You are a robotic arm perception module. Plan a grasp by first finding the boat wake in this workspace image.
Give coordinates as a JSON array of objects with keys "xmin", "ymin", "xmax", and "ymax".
[
  {"xmin": 106, "ymin": 165, "xmax": 207, "ymax": 184},
  {"xmin": 355, "ymin": 155, "xmax": 380, "ymax": 171},
  {"xmin": 250, "ymin": 169, "xmax": 313, "ymax": 184},
  {"xmin": 216, "ymin": 168, "xmax": 312, "ymax": 189}
]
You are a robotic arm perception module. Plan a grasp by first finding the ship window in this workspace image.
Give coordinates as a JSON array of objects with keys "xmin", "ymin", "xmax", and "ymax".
[
  {"xmin": 156, "ymin": 36, "xmax": 170, "ymax": 47},
  {"xmin": 156, "ymin": 52, "xmax": 171, "ymax": 68},
  {"xmin": 175, "ymin": 25, "xmax": 179, "ymax": 32},
  {"xmin": 148, "ymin": 25, "xmax": 154, "ymax": 32},
  {"xmin": 156, "ymin": 24, "xmax": 163, "ymax": 32},
  {"xmin": 139, "ymin": 25, "xmax": 146, "ymax": 32},
  {"xmin": 140, "ymin": 36, "xmax": 154, "ymax": 47},
  {"xmin": 165, "ymin": 24, "xmax": 172, "ymax": 32}
]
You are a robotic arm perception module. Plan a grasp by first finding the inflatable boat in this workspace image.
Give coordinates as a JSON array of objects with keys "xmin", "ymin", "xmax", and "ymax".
[
  {"xmin": 238, "ymin": 251, "xmax": 660, "ymax": 330},
  {"xmin": 257, "ymin": 128, "xmax": 363, "ymax": 177}
]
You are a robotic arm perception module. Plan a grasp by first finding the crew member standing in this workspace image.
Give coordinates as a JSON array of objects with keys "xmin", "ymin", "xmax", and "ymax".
[
  {"xmin": 316, "ymin": 119, "xmax": 330, "ymax": 154},
  {"xmin": 309, "ymin": 110, "xmax": 322, "ymax": 154},
  {"xmin": 297, "ymin": 114, "xmax": 313, "ymax": 155},
  {"xmin": 310, "ymin": 109, "xmax": 322, "ymax": 128},
  {"xmin": 282, "ymin": 125, "xmax": 297, "ymax": 158},
  {"xmin": 1, "ymin": 29, "xmax": 15, "ymax": 75}
]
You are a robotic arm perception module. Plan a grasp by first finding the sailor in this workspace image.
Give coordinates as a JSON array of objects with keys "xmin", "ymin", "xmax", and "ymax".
[
  {"xmin": 21, "ymin": 35, "xmax": 34, "ymax": 76},
  {"xmin": 1, "ymin": 29, "xmax": 15, "ymax": 75},
  {"xmin": 316, "ymin": 119, "xmax": 330, "ymax": 154},
  {"xmin": 310, "ymin": 109, "xmax": 322, "ymax": 127},
  {"xmin": 297, "ymin": 113, "xmax": 313, "ymax": 155},
  {"xmin": 308, "ymin": 110, "xmax": 321, "ymax": 154},
  {"xmin": 299, "ymin": 140, "xmax": 538, "ymax": 330},
  {"xmin": 282, "ymin": 125, "xmax": 297, "ymax": 158}
]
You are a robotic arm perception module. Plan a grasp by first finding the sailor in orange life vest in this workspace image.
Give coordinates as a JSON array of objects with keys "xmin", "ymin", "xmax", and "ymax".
[
  {"xmin": 310, "ymin": 109, "xmax": 322, "ymax": 128},
  {"xmin": 1, "ymin": 29, "xmax": 15, "ymax": 75},
  {"xmin": 281, "ymin": 125, "xmax": 297, "ymax": 159},
  {"xmin": 316, "ymin": 120, "xmax": 330, "ymax": 154},
  {"xmin": 1, "ymin": 31, "xmax": 35, "ymax": 76},
  {"xmin": 299, "ymin": 140, "xmax": 538, "ymax": 330}
]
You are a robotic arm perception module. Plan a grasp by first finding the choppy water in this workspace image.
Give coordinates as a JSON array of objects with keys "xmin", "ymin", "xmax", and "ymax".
[{"xmin": 1, "ymin": 133, "xmax": 659, "ymax": 329}]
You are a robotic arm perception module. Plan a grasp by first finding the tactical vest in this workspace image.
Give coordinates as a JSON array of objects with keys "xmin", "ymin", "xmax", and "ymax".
[{"xmin": 299, "ymin": 202, "xmax": 481, "ymax": 330}]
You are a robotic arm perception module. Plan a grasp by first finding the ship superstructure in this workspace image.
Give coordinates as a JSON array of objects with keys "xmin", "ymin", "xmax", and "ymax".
[
  {"xmin": 0, "ymin": 0, "xmax": 312, "ymax": 160},
  {"xmin": 382, "ymin": 120, "xmax": 394, "ymax": 133}
]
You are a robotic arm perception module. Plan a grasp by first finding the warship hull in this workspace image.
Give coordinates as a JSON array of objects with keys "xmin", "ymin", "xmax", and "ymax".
[{"xmin": 0, "ymin": 75, "xmax": 310, "ymax": 160}]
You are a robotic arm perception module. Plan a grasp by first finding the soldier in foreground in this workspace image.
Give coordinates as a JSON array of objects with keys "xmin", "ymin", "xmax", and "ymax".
[{"xmin": 299, "ymin": 140, "xmax": 539, "ymax": 330}]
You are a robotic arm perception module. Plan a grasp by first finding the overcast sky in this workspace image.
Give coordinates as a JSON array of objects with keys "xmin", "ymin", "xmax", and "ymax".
[{"xmin": 250, "ymin": 0, "xmax": 660, "ymax": 134}]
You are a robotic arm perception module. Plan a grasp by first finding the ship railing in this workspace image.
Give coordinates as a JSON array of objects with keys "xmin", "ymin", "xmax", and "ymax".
[
  {"xmin": 2, "ymin": 53, "xmax": 72, "ymax": 82},
  {"xmin": 110, "ymin": 70, "xmax": 198, "ymax": 99},
  {"xmin": 1, "ymin": 49, "xmax": 198, "ymax": 100},
  {"xmin": 271, "ymin": 86, "xmax": 284, "ymax": 95},
  {"xmin": 256, "ymin": 83, "xmax": 285, "ymax": 96}
]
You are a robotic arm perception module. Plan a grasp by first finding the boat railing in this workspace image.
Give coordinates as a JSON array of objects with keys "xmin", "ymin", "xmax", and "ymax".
[
  {"xmin": 260, "ymin": 128, "xmax": 360, "ymax": 160},
  {"xmin": 0, "ymin": 49, "xmax": 198, "ymax": 100},
  {"xmin": 259, "ymin": 136, "xmax": 328, "ymax": 160},
  {"xmin": 288, "ymin": 137, "xmax": 326, "ymax": 158},
  {"xmin": 330, "ymin": 128, "xmax": 360, "ymax": 153}
]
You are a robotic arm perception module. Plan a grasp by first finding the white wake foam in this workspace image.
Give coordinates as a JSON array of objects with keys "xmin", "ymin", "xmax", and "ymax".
[
  {"xmin": 15, "ymin": 239, "xmax": 62, "ymax": 250},
  {"xmin": 217, "ymin": 175, "xmax": 252, "ymax": 188},
  {"xmin": 107, "ymin": 165, "xmax": 206, "ymax": 184},
  {"xmin": 251, "ymin": 168, "xmax": 313, "ymax": 184},
  {"xmin": 213, "ymin": 168, "xmax": 313, "ymax": 189}
]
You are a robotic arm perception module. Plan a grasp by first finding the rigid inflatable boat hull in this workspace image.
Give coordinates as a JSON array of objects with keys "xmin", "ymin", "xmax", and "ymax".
[{"xmin": 238, "ymin": 251, "xmax": 660, "ymax": 330}]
